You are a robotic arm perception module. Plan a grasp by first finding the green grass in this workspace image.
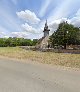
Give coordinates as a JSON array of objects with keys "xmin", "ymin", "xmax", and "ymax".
[{"xmin": 0, "ymin": 47, "xmax": 80, "ymax": 68}]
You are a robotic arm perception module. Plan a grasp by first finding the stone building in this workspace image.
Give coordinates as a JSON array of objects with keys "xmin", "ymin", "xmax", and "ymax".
[
  {"xmin": 36, "ymin": 20, "xmax": 50, "ymax": 49},
  {"xmin": 43, "ymin": 20, "xmax": 50, "ymax": 37}
]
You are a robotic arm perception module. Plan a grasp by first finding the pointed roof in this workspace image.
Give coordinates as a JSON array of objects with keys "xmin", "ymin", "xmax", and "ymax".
[
  {"xmin": 43, "ymin": 20, "xmax": 50, "ymax": 32},
  {"xmin": 45, "ymin": 19, "xmax": 48, "ymax": 27}
]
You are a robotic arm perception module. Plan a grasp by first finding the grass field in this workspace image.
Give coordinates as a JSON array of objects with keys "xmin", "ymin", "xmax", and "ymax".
[{"xmin": 0, "ymin": 47, "xmax": 80, "ymax": 68}]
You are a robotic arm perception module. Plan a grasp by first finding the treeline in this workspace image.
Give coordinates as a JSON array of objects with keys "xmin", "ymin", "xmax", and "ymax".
[
  {"xmin": 50, "ymin": 22, "xmax": 80, "ymax": 49},
  {"xmin": 0, "ymin": 37, "xmax": 38, "ymax": 47}
]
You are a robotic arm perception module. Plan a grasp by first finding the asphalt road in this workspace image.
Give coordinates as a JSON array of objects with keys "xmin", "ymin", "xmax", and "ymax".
[{"xmin": 0, "ymin": 58, "xmax": 80, "ymax": 92}]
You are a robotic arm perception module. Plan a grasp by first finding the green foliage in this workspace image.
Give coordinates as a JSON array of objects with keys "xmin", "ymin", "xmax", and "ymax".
[
  {"xmin": 50, "ymin": 22, "xmax": 80, "ymax": 49},
  {"xmin": 32, "ymin": 39, "xmax": 38, "ymax": 46},
  {"xmin": 0, "ymin": 37, "xmax": 38, "ymax": 47}
]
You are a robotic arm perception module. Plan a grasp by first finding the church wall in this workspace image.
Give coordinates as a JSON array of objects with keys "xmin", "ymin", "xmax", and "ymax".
[{"xmin": 44, "ymin": 31, "xmax": 49, "ymax": 37}]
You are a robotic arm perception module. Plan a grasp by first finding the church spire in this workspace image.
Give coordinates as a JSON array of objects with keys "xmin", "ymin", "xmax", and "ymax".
[
  {"xmin": 43, "ymin": 20, "xmax": 50, "ymax": 37},
  {"xmin": 45, "ymin": 19, "xmax": 47, "ymax": 27}
]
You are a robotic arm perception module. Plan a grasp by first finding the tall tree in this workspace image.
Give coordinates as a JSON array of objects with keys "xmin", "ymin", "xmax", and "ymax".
[{"xmin": 50, "ymin": 22, "xmax": 80, "ymax": 49}]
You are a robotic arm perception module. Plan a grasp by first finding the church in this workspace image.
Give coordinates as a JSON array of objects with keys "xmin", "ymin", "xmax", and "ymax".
[
  {"xmin": 43, "ymin": 20, "xmax": 50, "ymax": 37},
  {"xmin": 36, "ymin": 20, "xmax": 50, "ymax": 49}
]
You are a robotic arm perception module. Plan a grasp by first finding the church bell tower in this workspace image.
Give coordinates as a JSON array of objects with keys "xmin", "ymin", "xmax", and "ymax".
[{"xmin": 43, "ymin": 20, "xmax": 50, "ymax": 37}]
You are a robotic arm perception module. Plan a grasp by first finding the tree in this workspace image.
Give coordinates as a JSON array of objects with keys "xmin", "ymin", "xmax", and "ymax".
[
  {"xmin": 0, "ymin": 37, "xmax": 38, "ymax": 47},
  {"xmin": 32, "ymin": 39, "xmax": 38, "ymax": 46},
  {"xmin": 50, "ymin": 22, "xmax": 80, "ymax": 49}
]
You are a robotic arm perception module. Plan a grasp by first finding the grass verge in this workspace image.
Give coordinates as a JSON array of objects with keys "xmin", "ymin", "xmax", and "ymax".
[{"xmin": 0, "ymin": 47, "xmax": 80, "ymax": 68}]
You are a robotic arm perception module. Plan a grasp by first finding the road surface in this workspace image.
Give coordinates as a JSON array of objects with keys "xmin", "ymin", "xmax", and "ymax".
[{"xmin": 0, "ymin": 58, "xmax": 80, "ymax": 92}]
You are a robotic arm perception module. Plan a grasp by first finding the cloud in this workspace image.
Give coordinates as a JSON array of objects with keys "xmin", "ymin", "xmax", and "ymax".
[
  {"xmin": 21, "ymin": 23, "xmax": 38, "ymax": 34},
  {"xmin": 39, "ymin": 0, "xmax": 52, "ymax": 17},
  {"xmin": 0, "ymin": 32, "xmax": 6, "ymax": 37},
  {"xmin": 11, "ymin": 31, "xmax": 42, "ymax": 39},
  {"xmin": 15, "ymin": 0, "xmax": 80, "ymax": 39},
  {"xmin": 48, "ymin": 0, "xmax": 74, "ymax": 22},
  {"xmin": 43, "ymin": 0, "xmax": 72, "ymax": 34},
  {"xmin": 22, "ymin": 23, "xmax": 43, "ymax": 34},
  {"xmin": 11, "ymin": 32, "xmax": 29, "ymax": 38},
  {"xmin": 0, "ymin": 25, "xmax": 13, "ymax": 38},
  {"xmin": 48, "ymin": 18, "xmax": 70, "ymax": 34},
  {"xmin": 0, "ymin": 26, "xmax": 9, "ymax": 38},
  {"xmin": 16, "ymin": 10, "xmax": 42, "ymax": 35},
  {"xmin": 16, "ymin": 10, "xmax": 40, "ymax": 24},
  {"xmin": 47, "ymin": 8, "xmax": 80, "ymax": 35},
  {"xmin": 46, "ymin": 7, "xmax": 80, "ymax": 35},
  {"xmin": 70, "ymin": 9, "xmax": 80, "ymax": 27},
  {"xmin": 16, "ymin": 8, "xmax": 80, "ymax": 39},
  {"xmin": 70, "ymin": 17, "xmax": 80, "ymax": 27}
]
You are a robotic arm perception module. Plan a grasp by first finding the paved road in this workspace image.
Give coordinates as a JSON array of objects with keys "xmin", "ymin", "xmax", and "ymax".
[{"xmin": 0, "ymin": 58, "xmax": 80, "ymax": 92}]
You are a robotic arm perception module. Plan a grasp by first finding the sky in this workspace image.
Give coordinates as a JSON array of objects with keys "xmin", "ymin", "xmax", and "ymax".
[{"xmin": 0, "ymin": 0, "xmax": 80, "ymax": 39}]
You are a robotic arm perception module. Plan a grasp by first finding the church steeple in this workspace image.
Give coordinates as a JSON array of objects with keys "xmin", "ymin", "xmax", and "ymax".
[
  {"xmin": 45, "ymin": 20, "xmax": 47, "ymax": 27},
  {"xmin": 43, "ymin": 20, "xmax": 50, "ymax": 37}
]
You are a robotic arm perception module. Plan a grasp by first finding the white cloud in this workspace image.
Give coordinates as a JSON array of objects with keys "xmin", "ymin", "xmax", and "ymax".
[
  {"xmin": 16, "ymin": 10, "xmax": 40, "ymax": 24},
  {"xmin": 21, "ymin": 23, "xmax": 39, "ymax": 34},
  {"xmin": 46, "ymin": 7, "xmax": 80, "ymax": 35},
  {"xmin": 16, "ymin": 10, "xmax": 41, "ymax": 38},
  {"xmin": 40, "ymin": 0, "xmax": 79, "ymax": 35},
  {"xmin": 0, "ymin": 32, "xmax": 5, "ymax": 37},
  {"xmin": 0, "ymin": 0, "xmax": 80, "ymax": 39},
  {"xmin": 21, "ymin": 22, "xmax": 43, "ymax": 34},
  {"xmin": 0, "ymin": 26, "xmax": 9, "ymax": 38},
  {"xmin": 11, "ymin": 31, "xmax": 42, "ymax": 39},
  {"xmin": 15, "ymin": 2, "xmax": 80, "ymax": 39},
  {"xmin": 11, "ymin": 32, "xmax": 29, "ymax": 38},
  {"xmin": 46, "ymin": 18, "xmax": 70, "ymax": 35},
  {"xmin": 70, "ymin": 17, "xmax": 80, "ymax": 27},
  {"xmin": 39, "ymin": 0, "xmax": 52, "ymax": 17},
  {"xmin": 70, "ymin": 9, "xmax": 80, "ymax": 27},
  {"xmin": 16, "ymin": 8, "xmax": 80, "ymax": 39},
  {"xmin": 48, "ymin": 0, "xmax": 73, "ymax": 22},
  {"xmin": 47, "ymin": 8, "xmax": 80, "ymax": 35}
]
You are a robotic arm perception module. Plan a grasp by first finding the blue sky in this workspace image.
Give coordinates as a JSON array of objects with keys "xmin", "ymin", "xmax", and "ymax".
[{"xmin": 0, "ymin": 0, "xmax": 80, "ymax": 39}]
